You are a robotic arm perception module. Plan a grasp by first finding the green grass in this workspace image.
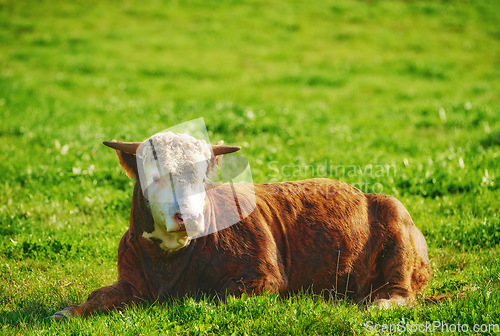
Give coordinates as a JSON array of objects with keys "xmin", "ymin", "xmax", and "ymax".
[{"xmin": 1, "ymin": 0, "xmax": 499, "ymax": 334}]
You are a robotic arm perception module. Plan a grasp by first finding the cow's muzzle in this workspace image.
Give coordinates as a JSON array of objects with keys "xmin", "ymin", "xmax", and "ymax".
[{"xmin": 174, "ymin": 212, "xmax": 203, "ymax": 236}]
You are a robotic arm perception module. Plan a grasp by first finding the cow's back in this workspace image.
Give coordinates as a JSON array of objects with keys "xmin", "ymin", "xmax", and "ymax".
[{"xmin": 206, "ymin": 179, "xmax": 429, "ymax": 301}]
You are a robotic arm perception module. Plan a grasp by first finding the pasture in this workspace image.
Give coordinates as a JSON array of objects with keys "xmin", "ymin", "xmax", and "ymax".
[{"xmin": 1, "ymin": 0, "xmax": 499, "ymax": 334}]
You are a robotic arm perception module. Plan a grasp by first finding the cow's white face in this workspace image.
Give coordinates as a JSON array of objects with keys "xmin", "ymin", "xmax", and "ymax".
[{"xmin": 138, "ymin": 132, "xmax": 214, "ymax": 247}]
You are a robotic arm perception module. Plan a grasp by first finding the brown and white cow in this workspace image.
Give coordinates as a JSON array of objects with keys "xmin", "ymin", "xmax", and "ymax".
[{"xmin": 52, "ymin": 132, "xmax": 430, "ymax": 318}]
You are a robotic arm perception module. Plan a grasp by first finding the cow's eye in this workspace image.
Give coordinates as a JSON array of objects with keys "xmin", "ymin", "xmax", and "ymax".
[{"xmin": 152, "ymin": 175, "xmax": 160, "ymax": 183}]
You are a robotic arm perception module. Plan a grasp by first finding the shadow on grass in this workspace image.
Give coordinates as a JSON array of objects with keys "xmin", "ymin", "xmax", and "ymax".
[{"xmin": 0, "ymin": 299, "xmax": 56, "ymax": 328}]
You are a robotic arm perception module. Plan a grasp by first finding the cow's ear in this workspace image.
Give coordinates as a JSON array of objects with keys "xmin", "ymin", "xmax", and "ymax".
[{"xmin": 115, "ymin": 149, "xmax": 138, "ymax": 180}]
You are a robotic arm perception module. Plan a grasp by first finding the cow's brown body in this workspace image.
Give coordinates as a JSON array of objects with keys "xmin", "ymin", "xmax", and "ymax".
[{"xmin": 55, "ymin": 167, "xmax": 430, "ymax": 317}]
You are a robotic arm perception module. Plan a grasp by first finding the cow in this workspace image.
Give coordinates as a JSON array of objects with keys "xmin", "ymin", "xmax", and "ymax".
[{"xmin": 51, "ymin": 132, "xmax": 430, "ymax": 319}]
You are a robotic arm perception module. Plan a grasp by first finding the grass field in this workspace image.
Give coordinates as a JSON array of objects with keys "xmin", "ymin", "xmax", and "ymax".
[{"xmin": 1, "ymin": 0, "xmax": 499, "ymax": 334}]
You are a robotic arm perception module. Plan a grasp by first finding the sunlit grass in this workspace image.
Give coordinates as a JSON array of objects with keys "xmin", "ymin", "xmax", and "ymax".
[{"xmin": 1, "ymin": 0, "xmax": 499, "ymax": 334}]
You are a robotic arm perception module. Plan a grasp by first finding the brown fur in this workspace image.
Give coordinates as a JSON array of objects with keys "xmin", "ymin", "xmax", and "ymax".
[{"xmin": 52, "ymin": 150, "xmax": 430, "ymax": 318}]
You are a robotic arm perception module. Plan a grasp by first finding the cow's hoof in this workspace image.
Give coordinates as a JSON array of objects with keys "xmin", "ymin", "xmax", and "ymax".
[
  {"xmin": 372, "ymin": 296, "xmax": 409, "ymax": 309},
  {"xmin": 49, "ymin": 307, "xmax": 73, "ymax": 320}
]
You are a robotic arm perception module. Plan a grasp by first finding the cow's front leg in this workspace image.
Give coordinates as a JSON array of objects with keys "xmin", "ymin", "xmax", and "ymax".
[{"xmin": 51, "ymin": 279, "xmax": 140, "ymax": 319}]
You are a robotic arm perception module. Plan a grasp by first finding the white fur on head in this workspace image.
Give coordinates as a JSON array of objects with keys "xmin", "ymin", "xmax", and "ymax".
[{"xmin": 137, "ymin": 132, "xmax": 216, "ymax": 249}]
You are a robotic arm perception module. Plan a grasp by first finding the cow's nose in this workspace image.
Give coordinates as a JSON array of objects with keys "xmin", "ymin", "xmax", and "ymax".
[
  {"xmin": 174, "ymin": 212, "xmax": 184, "ymax": 224},
  {"xmin": 173, "ymin": 212, "xmax": 204, "ymax": 236},
  {"xmin": 173, "ymin": 212, "xmax": 202, "ymax": 224}
]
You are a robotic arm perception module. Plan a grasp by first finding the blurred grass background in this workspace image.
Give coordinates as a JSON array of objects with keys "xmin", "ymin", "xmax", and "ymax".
[{"xmin": 1, "ymin": 0, "xmax": 499, "ymax": 334}]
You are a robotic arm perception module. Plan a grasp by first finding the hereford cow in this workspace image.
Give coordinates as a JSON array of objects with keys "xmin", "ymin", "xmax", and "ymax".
[{"xmin": 52, "ymin": 132, "xmax": 430, "ymax": 319}]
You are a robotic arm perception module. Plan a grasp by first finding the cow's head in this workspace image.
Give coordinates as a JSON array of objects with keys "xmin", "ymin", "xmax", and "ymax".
[{"xmin": 104, "ymin": 132, "xmax": 240, "ymax": 249}]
